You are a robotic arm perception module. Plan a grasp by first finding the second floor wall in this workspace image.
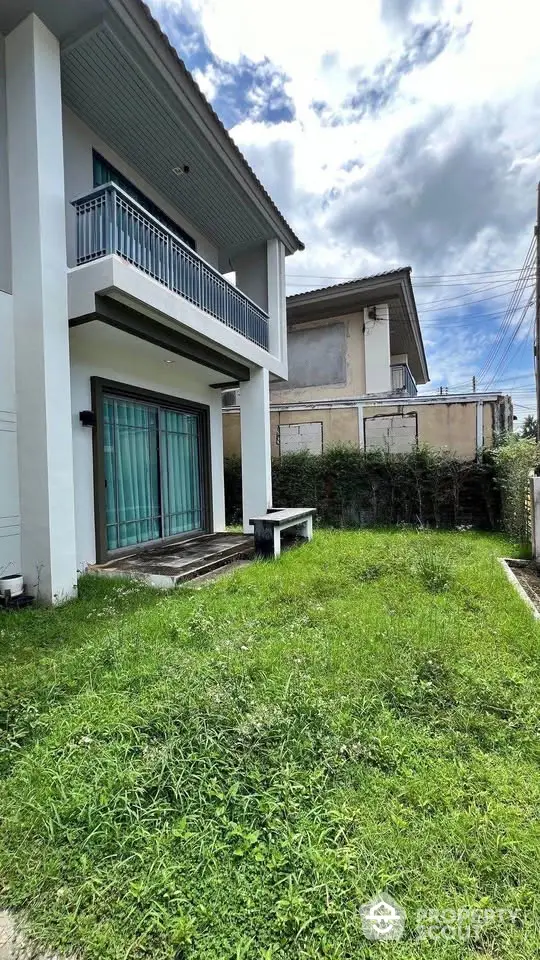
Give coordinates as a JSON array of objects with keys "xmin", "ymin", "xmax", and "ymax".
[
  {"xmin": 271, "ymin": 311, "xmax": 367, "ymax": 403},
  {"xmin": 270, "ymin": 306, "xmax": 416, "ymax": 403}
]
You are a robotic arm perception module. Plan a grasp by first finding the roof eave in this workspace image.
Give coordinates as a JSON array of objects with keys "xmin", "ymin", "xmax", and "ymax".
[
  {"xmin": 286, "ymin": 268, "xmax": 414, "ymax": 308},
  {"xmin": 113, "ymin": 0, "xmax": 304, "ymax": 255},
  {"xmin": 400, "ymin": 272, "xmax": 429, "ymax": 385}
]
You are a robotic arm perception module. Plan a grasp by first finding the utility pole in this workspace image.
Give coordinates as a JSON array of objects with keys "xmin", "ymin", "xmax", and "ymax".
[
  {"xmin": 534, "ymin": 183, "xmax": 540, "ymax": 443},
  {"xmin": 472, "ymin": 376, "xmax": 476, "ymax": 394}
]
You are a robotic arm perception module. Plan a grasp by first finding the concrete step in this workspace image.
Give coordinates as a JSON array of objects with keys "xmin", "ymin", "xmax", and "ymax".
[
  {"xmin": 88, "ymin": 534, "xmax": 254, "ymax": 589},
  {"xmin": 173, "ymin": 545, "xmax": 254, "ymax": 586}
]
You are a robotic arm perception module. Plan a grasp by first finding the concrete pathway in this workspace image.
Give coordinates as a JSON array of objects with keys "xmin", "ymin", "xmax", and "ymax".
[{"xmin": 0, "ymin": 912, "xmax": 65, "ymax": 960}]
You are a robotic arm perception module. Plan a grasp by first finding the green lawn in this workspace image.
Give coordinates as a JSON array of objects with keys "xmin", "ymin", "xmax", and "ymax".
[{"xmin": 0, "ymin": 530, "xmax": 539, "ymax": 958}]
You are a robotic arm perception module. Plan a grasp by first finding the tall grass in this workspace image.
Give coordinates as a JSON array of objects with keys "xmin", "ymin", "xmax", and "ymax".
[{"xmin": 0, "ymin": 530, "xmax": 538, "ymax": 959}]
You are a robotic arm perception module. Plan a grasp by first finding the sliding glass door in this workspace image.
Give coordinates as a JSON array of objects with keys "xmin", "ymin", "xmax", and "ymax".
[
  {"xmin": 159, "ymin": 409, "xmax": 203, "ymax": 537},
  {"xmin": 103, "ymin": 393, "xmax": 205, "ymax": 551}
]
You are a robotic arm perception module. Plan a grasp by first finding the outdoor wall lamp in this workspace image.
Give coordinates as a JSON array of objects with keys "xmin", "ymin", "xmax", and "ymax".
[{"xmin": 79, "ymin": 410, "xmax": 96, "ymax": 427}]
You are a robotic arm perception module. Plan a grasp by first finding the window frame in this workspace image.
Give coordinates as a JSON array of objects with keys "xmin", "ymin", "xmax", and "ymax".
[
  {"xmin": 92, "ymin": 150, "xmax": 197, "ymax": 252},
  {"xmin": 91, "ymin": 377, "xmax": 212, "ymax": 563}
]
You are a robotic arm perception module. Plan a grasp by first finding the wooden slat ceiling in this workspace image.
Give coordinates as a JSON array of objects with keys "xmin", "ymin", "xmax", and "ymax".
[{"xmin": 61, "ymin": 22, "xmax": 273, "ymax": 258}]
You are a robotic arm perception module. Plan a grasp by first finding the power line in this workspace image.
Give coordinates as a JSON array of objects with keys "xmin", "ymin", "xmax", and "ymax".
[
  {"xmin": 415, "ymin": 278, "xmax": 532, "ymax": 309},
  {"xmin": 286, "ymin": 266, "xmax": 529, "ymax": 283},
  {"xmin": 419, "ymin": 283, "xmax": 534, "ymax": 314},
  {"xmin": 475, "ymin": 239, "xmax": 536, "ymax": 383},
  {"xmin": 421, "ymin": 303, "xmax": 538, "ymax": 326},
  {"xmin": 485, "ymin": 291, "xmax": 535, "ymax": 389}
]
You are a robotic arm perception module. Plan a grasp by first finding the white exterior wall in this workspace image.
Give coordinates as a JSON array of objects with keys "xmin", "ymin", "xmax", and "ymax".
[
  {"xmin": 364, "ymin": 304, "xmax": 391, "ymax": 394},
  {"xmin": 234, "ymin": 244, "xmax": 268, "ymax": 311},
  {"xmin": 0, "ymin": 14, "xmax": 279, "ymax": 596},
  {"xmin": 0, "ymin": 38, "xmax": 11, "ymax": 294},
  {"xmin": 235, "ymin": 239, "xmax": 287, "ymax": 364},
  {"xmin": 62, "ymin": 107, "xmax": 220, "ymax": 270},
  {"xmin": 0, "ymin": 45, "xmax": 19, "ymax": 577},
  {"xmin": 70, "ymin": 323, "xmax": 226, "ymax": 570},
  {"xmin": 0, "ymin": 292, "xmax": 20, "ymax": 576}
]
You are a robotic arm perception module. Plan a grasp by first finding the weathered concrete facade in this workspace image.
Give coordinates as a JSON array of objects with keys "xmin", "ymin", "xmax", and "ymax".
[{"xmin": 223, "ymin": 395, "xmax": 512, "ymax": 461}]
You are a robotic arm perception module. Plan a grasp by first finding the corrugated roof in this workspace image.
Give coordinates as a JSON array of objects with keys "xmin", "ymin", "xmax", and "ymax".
[
  {"xmin": 138, "ymin": 1, "xmax": 304, "ymax": 253},
  {"xmin": 287, "ymin": 267, "xmax": 412, "ymax": 300}
]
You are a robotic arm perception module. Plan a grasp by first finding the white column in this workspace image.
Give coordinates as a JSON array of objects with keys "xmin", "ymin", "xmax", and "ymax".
[
  {"xmin": 6, "ymin": 15, "xmax": 77, "ymax": 602},
  {"xmin": 209, "ymin": 395, "xmax": 226, "ymax": 532},
  {"xmin": 239, "ymin": 368, "xmax": 272, "ymax": 532},
  {"xmin": 267, "ymin": 238, "xmax": 286, "ymax": 362},
  {"xmin": 476, "ymin": 401, "xmax": 484, "ymax": 457},
  {"xmin": 364, "ymin": 303, "xmax": 391, "ymax": 394},
  {"xmin": 356, "ymin": 403, "xmax": 364, "ymax": 450}
]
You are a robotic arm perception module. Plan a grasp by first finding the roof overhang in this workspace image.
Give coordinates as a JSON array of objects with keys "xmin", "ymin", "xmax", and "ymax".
[
  {"xmin": 286, "ymin": 269, "xmax": 429, "ymax": 385},
  {"xmin": 0, "ymin": 0, "xmax": 303, "ymax": 259}
]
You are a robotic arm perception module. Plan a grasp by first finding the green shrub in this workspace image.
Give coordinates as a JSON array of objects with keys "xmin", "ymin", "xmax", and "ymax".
[
  {"xmin": 492, "ymin": 436, "xmax": 540, "ymax": 543},
  {"xmin": 225, "ymin": 445, "xmax": 500, "ymax": 530}
]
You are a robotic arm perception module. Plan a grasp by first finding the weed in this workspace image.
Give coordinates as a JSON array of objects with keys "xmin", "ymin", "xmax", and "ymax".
[{"xmin": 416, "ymin": 552, "xmax": 454, "ymax": 593}]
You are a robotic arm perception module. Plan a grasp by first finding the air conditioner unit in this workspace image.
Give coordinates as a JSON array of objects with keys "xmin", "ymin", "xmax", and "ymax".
[{"xmin": 222, "ymin": 389, "xmax": 239, "ymax": 408}]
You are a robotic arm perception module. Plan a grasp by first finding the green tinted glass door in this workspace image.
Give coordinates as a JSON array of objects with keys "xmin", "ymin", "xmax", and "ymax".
[
  {"xmin": 160, "ymin": 409, "xmax": 203, "ymax": 537},
  {"xmin": 104, "ymin": 397, "xmax": 160, "ymax": 550},
  {"xmin": 103, "ymin": 394, "xmax": 204, "ymax": 551}
]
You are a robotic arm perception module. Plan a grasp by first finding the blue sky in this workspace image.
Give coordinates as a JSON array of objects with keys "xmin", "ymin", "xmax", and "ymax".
[{"xmin": 149, "ymin": 0, "xmax": 540, "ymax": 419}]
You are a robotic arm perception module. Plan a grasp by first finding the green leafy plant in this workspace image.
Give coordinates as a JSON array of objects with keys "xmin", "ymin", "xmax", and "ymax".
[
  {"xmin": 492, "ymin": 436, "xmax": 540, "ymax": 543},
  {"xmin": 225, "ymin": 446, "xmax": 500, "ymax": 531}
]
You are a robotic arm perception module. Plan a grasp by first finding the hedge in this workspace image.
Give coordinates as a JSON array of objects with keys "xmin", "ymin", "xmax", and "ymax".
[
  {"xmin": 225, "ymin": 446, "xmax": 500, "ymax": 530},
  {"xmin": 491, "ymin": 437, "xmax": 540, "ymax": 543}
]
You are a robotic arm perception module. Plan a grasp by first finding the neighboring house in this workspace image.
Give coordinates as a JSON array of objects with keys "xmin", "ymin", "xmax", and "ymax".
[
  {"xmin": 0, "ymin": 1, "xmax": 303, "ymax": 602},
  {"xmin": 222, "ymin": 269, "xmax": 513, "ymax": 459}
]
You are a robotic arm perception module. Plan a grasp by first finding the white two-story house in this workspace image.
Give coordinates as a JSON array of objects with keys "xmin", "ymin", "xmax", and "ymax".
[{"xmin": 0, "ymin": 0, "xmax": 303, "ymax": 602}]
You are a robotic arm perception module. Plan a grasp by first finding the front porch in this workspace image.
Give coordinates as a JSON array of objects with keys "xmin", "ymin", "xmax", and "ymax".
[
  {"xmin": 88, "ymin": 532, "xmax": 254, "ymax": 588},
  {"xmin": 70, "ymin": 318, "xmax": 274, "ymax": 579}
]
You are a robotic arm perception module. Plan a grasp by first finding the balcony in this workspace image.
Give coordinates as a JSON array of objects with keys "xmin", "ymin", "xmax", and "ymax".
[
  {"xmin": 391, "ymin": 363, "xmax": 417, "ymax": 397},
  {"xmin": 72, "ymin": 183, "xmax": 269, "ymax": 351}
]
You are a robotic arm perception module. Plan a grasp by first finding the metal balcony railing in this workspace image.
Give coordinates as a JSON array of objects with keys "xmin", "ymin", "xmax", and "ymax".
[
  {"xmin": 391, "ymin": 363, "xmax": 417, "ymax": 397},
  {"xmin": 72, "ymin": 182, "xmax": 269, "ymax": 350}
]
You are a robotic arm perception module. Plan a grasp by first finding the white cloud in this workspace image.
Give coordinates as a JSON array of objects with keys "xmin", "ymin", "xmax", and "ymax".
[{"xmin": 154, "ymin": 0, "xmax": 540, "ymax": 401}]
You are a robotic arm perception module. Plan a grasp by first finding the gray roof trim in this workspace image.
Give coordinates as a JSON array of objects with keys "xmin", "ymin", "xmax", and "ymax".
[
  {"xmin": 286, "ymin": 267, "xmax": 412, "ymax": 304},
  {"xmin": 109, "ymin": 0, "xmax": 304, "ymax": 255},
  {"xmin": 398, "ymin": 272, "xmax": 429, "ymax": 386}
]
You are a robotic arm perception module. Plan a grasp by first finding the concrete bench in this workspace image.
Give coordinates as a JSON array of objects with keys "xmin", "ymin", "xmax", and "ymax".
[{"xmin": 249, "ymin": 507, "xmax": 316, "ymax": 558}]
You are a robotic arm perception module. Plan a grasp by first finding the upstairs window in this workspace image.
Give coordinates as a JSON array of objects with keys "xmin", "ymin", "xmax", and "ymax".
[{"xmin": 93, "ymin": 151, "xmax": 196, "ymax": 252}]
